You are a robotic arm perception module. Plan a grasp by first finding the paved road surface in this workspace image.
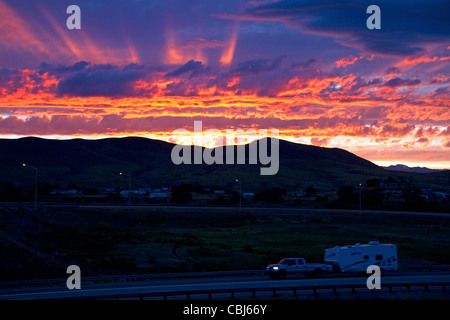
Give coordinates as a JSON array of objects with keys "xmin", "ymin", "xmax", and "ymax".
[{"xmin": 1, "ymin": 274, "xmax": 449, "ymax": 300}]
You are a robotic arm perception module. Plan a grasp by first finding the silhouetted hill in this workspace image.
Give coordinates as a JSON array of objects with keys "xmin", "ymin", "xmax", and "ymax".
[
  {"xmin": 383, "ymin": 164, "xmax": 446, "ymax": 174},
  {"xmin": 0, "ymin": 137, "xmax": 448, "ymax": 193}
]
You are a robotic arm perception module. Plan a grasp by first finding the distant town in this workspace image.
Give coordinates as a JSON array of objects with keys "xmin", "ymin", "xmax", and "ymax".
[{"xmin": 2, "ymin": 175, "xmax": 449, "ymax": 213}]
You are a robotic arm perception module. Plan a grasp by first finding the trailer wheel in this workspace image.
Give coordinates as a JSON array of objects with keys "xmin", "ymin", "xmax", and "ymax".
[{"xmin": 314, "ymin": 268, "xmax": 323, "ymax": 278}]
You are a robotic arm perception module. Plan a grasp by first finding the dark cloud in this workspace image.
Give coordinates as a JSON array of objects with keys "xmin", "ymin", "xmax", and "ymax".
[
  {"xmin": 416, "ymin": 137, "xmax": 429, "ymax": 144},
  {"xmin": 165, "ymin": 60, "xmax": 207, "ymax": 78},
  {"xmin": 38, "ymin": 61, "xmax": 90, "ymax": 76},
  {"xmin": 231, "ymin": 56, "xmax": 285, "ymax": 76},
  {"xmin": 290, "ymin": 58, "xmax": 318, "ymax": 70},
  {"xmin": 432, "ymin": 87, "xmax": 448, "ymax": 96},
  {"xmin": 380, "ymin": 124, "xmax": 415, "ymax": 137},
  {"xmin": 57, "ymin": 64, "xmax": 145, "ymax": 97},
  {"xmin": 383, "ymin": 77, "xmax": 421, "ymax": 88},
  {"xmin": 238, "ymin": 0, "xmax": 450, "ymax": 56},
  {"xmin": 385, "ymin": 67, "xmax": 400, "ymax": 75}
]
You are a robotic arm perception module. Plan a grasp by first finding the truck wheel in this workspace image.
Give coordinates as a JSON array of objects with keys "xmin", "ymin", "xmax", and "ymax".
[
  {"xmin": 269, "ymin": 273, "xmax": 277, "ymax": 280},
  {"xmin": 279, "ymin": 270, "xmax": 287, "ymax": 280},
  {"xmin": 314, "ymin": 268, "xmax": 323, "ymax": 278}
]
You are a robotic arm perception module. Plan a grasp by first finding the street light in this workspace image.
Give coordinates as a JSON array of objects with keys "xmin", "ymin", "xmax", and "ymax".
[
  {"xmin": 23, "ymin": 163, "xmax": 38, "ymax": 210},
  {"xmin": 235, "ymin": 179, "xmax": 241, "ymax": 213},
  {"xmin": 120, "ymin": 172, "xmax": 132, "ymax": 211}
]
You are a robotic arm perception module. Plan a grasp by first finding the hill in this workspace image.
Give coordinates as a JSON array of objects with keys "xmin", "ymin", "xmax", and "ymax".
[
  {"xmin": 383, "ymin": 164, "xmax": 447, "ymax": 174},
  {"xmin": 0, "ymin": 137, "xmax": 448, "ymax": 193}
]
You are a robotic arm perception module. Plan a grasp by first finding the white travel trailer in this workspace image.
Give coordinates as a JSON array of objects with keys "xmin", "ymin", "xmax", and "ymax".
[{"xmin": 324, "ymin": 241, "xmax": 398, "ymax": 272}]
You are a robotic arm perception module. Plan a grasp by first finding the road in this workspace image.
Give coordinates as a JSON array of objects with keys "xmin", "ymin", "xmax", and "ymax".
[
  {"xmin": 83, "ymin": 204, "xmax": 450, "ymax": 218},
  {"xmin": 1, "ymin": 273, "xmax": 449, "ymax": 300},
  {"xmin": 1, "ymin": 202, "xmax": 449, "ymax": 218}
]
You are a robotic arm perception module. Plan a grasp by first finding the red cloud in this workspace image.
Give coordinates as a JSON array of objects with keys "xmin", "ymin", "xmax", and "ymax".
[{"xmin": 335, "ymin": 56, "xmax": 358, "ymax": 68}]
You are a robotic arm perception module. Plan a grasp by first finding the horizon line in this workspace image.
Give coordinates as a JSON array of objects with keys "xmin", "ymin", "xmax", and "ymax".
[{"xmin": 1, "ymin": 134, "xmax": 449, "ymax": 171}]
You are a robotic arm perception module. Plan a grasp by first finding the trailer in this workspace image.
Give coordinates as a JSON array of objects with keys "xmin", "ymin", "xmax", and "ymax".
[{"xmin": 324, "ymin": 241, "xmax": 398, "ymax": 272}]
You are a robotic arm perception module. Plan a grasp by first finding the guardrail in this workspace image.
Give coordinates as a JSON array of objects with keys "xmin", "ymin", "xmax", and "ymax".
[
  {"xmin": 54, "ymin": 280, "xmax": 450, "ymax": 300},
  {"xmin": 2, "ymin": 266, "xmax": 450, "ymax": 289},
  {"xmin": 0, "ymin": 270, "xmax": 265, "ymax": 288}
]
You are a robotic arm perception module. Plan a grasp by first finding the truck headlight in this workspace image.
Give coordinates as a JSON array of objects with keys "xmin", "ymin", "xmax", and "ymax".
[{"xmin": 273, "ymin": 267, "xmax": 279, "ymax": 270}]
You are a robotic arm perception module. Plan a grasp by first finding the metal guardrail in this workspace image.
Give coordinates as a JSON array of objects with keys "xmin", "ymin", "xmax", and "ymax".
[
  {"xmin": 55, "ymin": 280, "xmax": 450, "ymax": 300},
  {"xmin": 2, "ymin": 265, "xmax": 450, "ymax": 289},
  {"xmin": 0, "ymin": 270, "xmax": 265, "ymax": 288}
]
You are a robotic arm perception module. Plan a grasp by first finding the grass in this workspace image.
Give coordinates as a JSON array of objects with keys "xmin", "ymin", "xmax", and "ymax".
[{"xmin": 0, "ymin": 206, "xmax": 449, "ymax": 280}]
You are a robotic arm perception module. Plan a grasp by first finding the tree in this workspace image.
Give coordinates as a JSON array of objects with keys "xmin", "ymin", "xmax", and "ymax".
[
  {"xmin": 305, "ymin": 186, "xmax": 317, "ymax": 196},
  {"xmin": 0, "ymin": 183, "xmax": 24, "ymax": 202},
  {"xmin": 366, "ymin": 179, "xmax": 380, "ymax": 188},
  {"xmin": 337, "ymin": 186, "xmax": 358, "ymax": 204},
  {"xmin": 171, "ymin": 184, "xmax": 193, "ymax": 204},
  {"xmin": 255, "ymin": 187, "xmax": 286, "ymax": 202}
]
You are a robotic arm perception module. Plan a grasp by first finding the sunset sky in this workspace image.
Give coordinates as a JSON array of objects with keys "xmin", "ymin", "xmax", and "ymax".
[{"xmin": 0, "ymin": 0, "xmax": 449, "ymax": 169}]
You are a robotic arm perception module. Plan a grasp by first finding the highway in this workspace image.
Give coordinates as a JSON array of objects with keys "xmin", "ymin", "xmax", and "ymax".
[
  {"xmin": 1, "ymin": 272, "xmax": 450, "ymax": 300},
  {"xmin": 86, "ymin": 204, "xmax": 450, "ymax": 218},
  {"xmin": 1, "ymin": 202, "xmax": 449, "ymax": 218}
]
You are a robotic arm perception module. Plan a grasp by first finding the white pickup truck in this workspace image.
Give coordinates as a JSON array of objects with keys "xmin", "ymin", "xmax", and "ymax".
[{"xmin": 266, "ymin": 258, "xmax": 331, "ymax": 279}]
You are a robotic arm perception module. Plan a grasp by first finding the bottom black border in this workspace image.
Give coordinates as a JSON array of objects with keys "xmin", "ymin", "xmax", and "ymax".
[{"xmin": 3, "ymin": 300, "xmax": 447, "ymax": 319}]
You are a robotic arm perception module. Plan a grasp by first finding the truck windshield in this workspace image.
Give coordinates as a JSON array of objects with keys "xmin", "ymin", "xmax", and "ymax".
[{"xmin": 278, "ymin": 259, "xmax": 290, "ymax": 265}]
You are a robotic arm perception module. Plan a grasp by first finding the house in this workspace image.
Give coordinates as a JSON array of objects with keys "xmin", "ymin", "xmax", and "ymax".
[{"xmin": 149, "ymin": 192, "xmax": 168, "ymax": 199}]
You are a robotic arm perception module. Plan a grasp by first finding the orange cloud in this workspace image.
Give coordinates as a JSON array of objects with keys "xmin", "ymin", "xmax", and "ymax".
[
  {"xmin": 220, "ymin": 22, "xmax": 240, "ymax": 66},
  {"xmin": 0, "ymin": 60, "xmax": 449, "ymax": 169},
  {"xmin": 402, "ymin": 55, "xmax": 450, "ymax": 66},
  {"xmin": 164, "ymin": 27, "xmax": 207, "ymax": 65},
  {"xmin": 335, "ymin": 56, "xmax": 359, "ymax": 68},
  {"xmin": 0, "ymin": 0, "xmax": 55, "ymax": 60}
]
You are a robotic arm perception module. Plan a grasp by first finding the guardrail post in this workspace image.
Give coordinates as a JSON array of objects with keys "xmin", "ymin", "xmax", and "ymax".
[
  {"xmin": 423, "ymin": 283, "xmax": 428, "ymax": 292},
  {"xmin": 208, "ymin": 290, "xmax": 212, "ymax": 300},
  {"xmin": 230, "ymin": 289, "xmax": 235, "ymax": 299},
  {"xmin": 292, "ymin": 287, "xmax": 297, "ymax": 296},
  {"xmin": 442, "ymin": 283, "xmax": 446, "ymax": 291},
  {"xmin": 313, "ymin": 287, "xmax": 319, "ymax": 296},
  {"xmin": 332, "ymin": 286, "xmax": 338, "ymax": 295},
  {"xmin": 387, "ymin": 283, "xmax": 393, "ymax": 292},
  {"xmin": 251, "ymin": 289, "xmax": 256, "ymax": 299},
  {"xmin": 351, "ymin": 286, "xmax": 357, "ymax": 294},
  {"xmin": 271, "ymin": 288, "xmax": 277, "ymax": 297},
  {"xmin": 405, "ymin": 283, "xmax": 410, "ymax": 292}
]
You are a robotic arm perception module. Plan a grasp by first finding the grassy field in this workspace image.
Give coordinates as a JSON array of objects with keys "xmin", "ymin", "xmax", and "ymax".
[{"xmin": 0, "ymin": 206, "xmax": 449, "ymax": 281}]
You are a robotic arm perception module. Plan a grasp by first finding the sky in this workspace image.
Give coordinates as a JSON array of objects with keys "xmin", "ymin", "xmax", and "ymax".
[{"xmin": 0, "ymin": 0, "xmax": 449, "ymax": 169}]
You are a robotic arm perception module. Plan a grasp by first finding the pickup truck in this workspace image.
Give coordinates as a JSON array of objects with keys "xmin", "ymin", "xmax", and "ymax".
[{"xmin": 266, "ymin": 258, "xmax": 331, "ymax": 279}]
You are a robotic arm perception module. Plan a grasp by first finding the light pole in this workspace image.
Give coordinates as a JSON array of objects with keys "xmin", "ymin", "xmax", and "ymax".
[
  {"xmin": 23, "ymin": 163, "xmax": 38, "ymax": 210},
  {"xmin": 359, "ymin": 183, "xmax": 362, "ymax": 216},
  {"xmin": 120, "ymin": 172, "xmax": 131, "ymax": 212},
  {"xmin": 235, "ymin": 179, "xmax": 241, "ymax": 213}
]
